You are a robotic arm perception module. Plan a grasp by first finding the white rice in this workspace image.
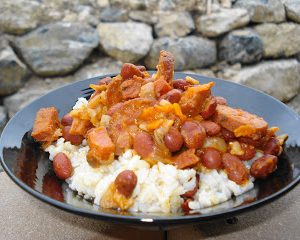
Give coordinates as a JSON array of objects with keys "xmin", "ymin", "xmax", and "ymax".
[{"xmin": 44, "ymin": 98, "xmax": 257, "ymax": 214}]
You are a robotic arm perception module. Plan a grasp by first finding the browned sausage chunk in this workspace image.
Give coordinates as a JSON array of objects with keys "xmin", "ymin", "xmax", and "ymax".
[
  {"xmin": 179, "ymin": 83, "xmax": 214, "ymax": 117},
  {"xmin": 98, "ymin": 77, "xmax": 112, "ymax": 85},
  {"xmin": 115, "ymin": 170, "xmax": 137, "ymax": 197},
  {"xmin": 155, "ymin": 50, "xmax": 175, "ymax": 84},
  {"xmin": 120, "ymin": 63, "xmax": 143, "ymax": 80},
  {"xmin": 87, "ymin": 127, "xmax": 115, "ymax": 167},
  {"xmin": 53, "ymin": 152, "xmax": 73, "ymax": 180},
  {"xmin": 250, "ymin": 154, "xmax": 278, "ymax": 179},
  {"xmin": 181, "ymin": 121, "xmax": 206, "ymax": 149},
  {"xmin": 154, "ymin": 79, "xmax": 172, "ymax": 97},
  {"xmin": 222, "ymin": 153, "xmax": 249, "ymax": 185},
  {"xmin": 164, "ymin": 127, "xmax": 184, "ymax": 152},
  {"xmin": 215, "ymin": 96, "xmax": 227, "ymax": 105},
  {"xmin": 214, "ymin": 105, "xmax": 268, "ymax": 139},
  {"xmin": 200, "ymin": 121, "xmax": 221, "ymax": 136},
  {"xmin": 175, "ymin": 149, "xmax": 200, "ymax": 169},
  {"xmin": 107, "ymin": 102, "xmax": 124, "ymax": 116},
  {"xmin": 201, "ymin": 148, "xmax": 222, "ymax": 169},
  {"xmin": 159, "ymin": 89, "xmax": 182, "ymax": 103},
  {"xmin": 31, "ymin": 107, "xmax": 61, "ymax": 143},
  {"xmin": 120, "ymin": 77, "xmax": 145, "ymax": 100},
  {"xmin": 61, "ymin": 113, "xmax": 73, "ymax": 126},
  {"xmin": 62, "ymin": 126, "xmax": 84, "ymax": 145},
  {"xmin": 133, "ymin": 131, "xmax": 154, "ymax": 158},
  {"xmin": 221, "ymin": 128, "xmax": 236, "ymax": 142}
]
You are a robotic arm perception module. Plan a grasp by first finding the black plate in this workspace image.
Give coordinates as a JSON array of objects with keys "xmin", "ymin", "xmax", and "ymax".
[{"xmin": 1, "ymin": 73, "xmax": 299, "ymax": 228}]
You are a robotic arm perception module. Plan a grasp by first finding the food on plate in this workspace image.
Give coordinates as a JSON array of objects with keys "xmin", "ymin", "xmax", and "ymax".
[{"xmin": 31, "ymin": 50, "xmax": 288, "ymax": 213}]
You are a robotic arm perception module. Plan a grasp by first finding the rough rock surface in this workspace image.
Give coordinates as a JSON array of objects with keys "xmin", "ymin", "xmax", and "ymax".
[
  {"xmin": 99, "ymin": 7, "xmax": 128, "ymax": 22},
  {"xmin": 231, "ymin": 59, "xmax": 300, "ymax": 102},
  {"xmin": 154, "ymin": 11, "xmax": 195, "ymax": 38},
  {"xmin": 0, "ymin": 106, "xmax": 7, "ymax": 135},
  {"xmin": 13, "ymin": 22, "xmax": 99, "ymax": 77},
  {"xmin": 129, "ymin": 11, "xmax": 158, "ymax": 24},
  {"xmin": 234, "ymin": 0, "xmax": 286, "ymax": 23},
  {"xmin": 287, "ymin": 93, "xmax": 300, "ymax": 115},
  {"xmin": 255, "ymin": 23, "xmax": 300, "ymax": 58},
  {"xmin": 0, "ymin": 0, "xmax": 42, "ymax": 35},
  {"xmin": 196, "ymin": 8, "xmax": 250, "ymax": 37},
  {"xmin": 145, "ymin": 36, "xmax": 216, "ymax": 70},
  {"xmin": 97, "ymin": 22, "xmax": 153, "ymax": 62},
  {"xmin": 283, "ymin": 0, "xmax": 300, "ymax": 23},
  {"xmin": 0, "ymin": 38, "xmax": 28, "ymax": 96},
  {"xmin": 3, "ymin": 57, "xmax": 122, "ymax": 117},
  {"xmin": 219, "ymin": 28, "xmax": 263, "ymax": 64}
]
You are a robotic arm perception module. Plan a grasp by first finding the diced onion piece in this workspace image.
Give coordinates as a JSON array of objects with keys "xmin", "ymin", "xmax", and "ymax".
[
  {"xmin": 229, "ymin": 141, "xmax": 244, "ymax": 156},
  {"xmin": 203, "ymin": 137, "xmax": 227, "ymax": 153}
]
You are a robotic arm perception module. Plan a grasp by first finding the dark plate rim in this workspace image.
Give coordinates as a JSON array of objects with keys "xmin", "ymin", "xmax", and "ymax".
[{"xmin": 1, "ymin": 72, "xmax": 300, "ymax": 226}]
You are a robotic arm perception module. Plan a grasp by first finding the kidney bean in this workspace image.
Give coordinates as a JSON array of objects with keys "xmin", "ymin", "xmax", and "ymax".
[
  {"xmin": 200, "ymin": 121, "xmax": 221, "ymax": 136},
  {"xmin": 239, "ymin": 143, "xmax": 256, "ymax": 160},
  {"xmin": 62, "ymin": 126, "xmax": 84, "ymax": 145},
  {"xmin": 200, "ymin": 97, "xmax": 217, "ymax": 119},
  {"xmin": 61, "ymin": 113, "xmax": 73, "ymax": 126},
  {"xmin": 164, "ymin": 127, "xmax": 184, "ymax": 152},
  {"xmin": 133, "ymin": 131, "xmax": 154, "ymax": 158},
  {"xmin": 222, "ymin": 153, "xmax": 249, "ymax": 185},
  {"xmin": 53, "ymin": 152, "xmax": 73, "ymax": 180},
  {"xmin": 115, "ymin": 170, "xmax": 137, "ymax": 198},
  {"xmin": 201, "ymin": 148, "xmax": 222, "ymax": 169},
  {"xmin": 221, "ymin": 128, "xmax": 236, "ymax": 142},
  {"xmin": 181, "ymin": 121, "xmax": 206, "ymax": 149},
  {"xmin": 181, "ymin": 174, "xmax": 200, "ymax": 199},
  {"xmin": 173, "ymin": 79, "xmax": 192, "ymax": 91},
  {"xmin": 120, "ymin": 63, "xmax": 143, "ymax": 80},
  {"xmin": 250, "ymin": 154, "xmax": 278, "ymax": 179},
  {"xmin": 264, "ymin": 137, "xmax": 280, "ymax": 156},
  {"xmin": 98, "ymin": 76, "xmax": 112, "ymax": 85},
  {"xmin": 215, "ymin": 96, "xmax": 227, "ymax": 105},
  {"xmin": 159, "ymin": 89, "xmax": 182, "ymax": 103},
  {"xmin": 238, "ymin": 136, "xmax": 262, "ymax": 147}
]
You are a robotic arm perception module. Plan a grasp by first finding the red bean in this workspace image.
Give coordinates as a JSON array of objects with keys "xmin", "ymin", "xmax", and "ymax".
[
  {"xmin": 250, "ymin": 154, "xmax": 278, "ymax": 179},
  {"xmin": 53, "ymin": 152, "xmax": 73, "ymax": 180},
  {"xmin": 62, "ymin": 126, "xmax": 84, "ymax": 145},
  {"xmin": 173, "ymin": 79, "xmax": 192, "ymax": 91},
  {"xmin": 201, "ymin": 148, "xmax": 222, "ymax": 169},
  {"xmin": 222, "ymin": 153, "xmax": 249, "ymax": 185},
  {"xmin": 159, "ymin": 89, "xmax": 182, "ymax": 103},
  {"xmin": 200, "ymin": 121, "xmax": 221, "ymax": 136},
  {"xmin": 215, "ymin": 96, "xmax": 227, "ymax": 105},
  {"xmin": 221, "ymin": 128, "xmax": 235, "ymax": 142},
  {"xmin": 133, "ymin": 132, "xmax": 154, "ymax": 158},
  {"xmin": 200, "ymin": 97, "xmax": 217, "ymax": 119},
  {"xmin": 164, "ymin": 127, "xmax": 184, "ymax": 152},
  {"xmin": 61, "ymin": 113, "xmax": 73, "ymax": 126},
  {"xmin": 115, "ymin": 170, "xmax": 137, "ymax": 197},
  {"xmin": 181, "ymin": 121, "xmax": 206, "ymax": 149},
  {"xmin": 264, "ymin": 137, "xmax": 280, "ymax": 156},
  {"xmin": 239, "ymin": 143, "xmax": 256, "ymax": 160},
  {"xmin": 120, "ymin": 63, "xmax": 143, "ymax": 80}
]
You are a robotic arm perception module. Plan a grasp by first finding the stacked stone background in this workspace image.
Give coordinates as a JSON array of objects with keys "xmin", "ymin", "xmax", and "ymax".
[{"xmin": 0, "ymin": 0, "xmax": 300, "ymax": 137}]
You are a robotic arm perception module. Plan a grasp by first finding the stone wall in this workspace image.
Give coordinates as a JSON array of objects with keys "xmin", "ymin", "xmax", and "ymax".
[{"xmin": 0, "ymin": 0, "xmax": 300, "ymax": 132}]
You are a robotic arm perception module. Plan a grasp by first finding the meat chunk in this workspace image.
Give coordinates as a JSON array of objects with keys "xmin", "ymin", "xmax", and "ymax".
[
  {"xmin": 31, "ymin": 107, "xmax": 61, "ymax": 144},
  {"xmin": 106, "ymin": 77, "xmax": 123, "ymax": 107},
  {"xmin": 120, "ymin": 77, "xmax": 145, "ymax": 100},
  {"xmin": 214, "ymin": 105, "xmax": 268, "ymax": 140},
  {"xmin": 87, "ymin": 127, "xmax": 115, "ymax": 167},
  {"xmin": 120, "ymin": 63, "xmax": 144, "ymax": 80},
  {"xmin": 154, "ymin": 79, "xmax": 172, "ymax": 97},
  {"xmin": 69, "ymin": 118, "xmax": 92, "ymax": 136},
  {"xmin": 179, "ymin": 82, "xmax": 214, "ymax": 117},
  {"xmin": 155, "ymin": 50, "xmax": 175, "ymax": 84},
  {"xmin": 175, "ymin": 149, "xmax": 200, "ymax": 169}
]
